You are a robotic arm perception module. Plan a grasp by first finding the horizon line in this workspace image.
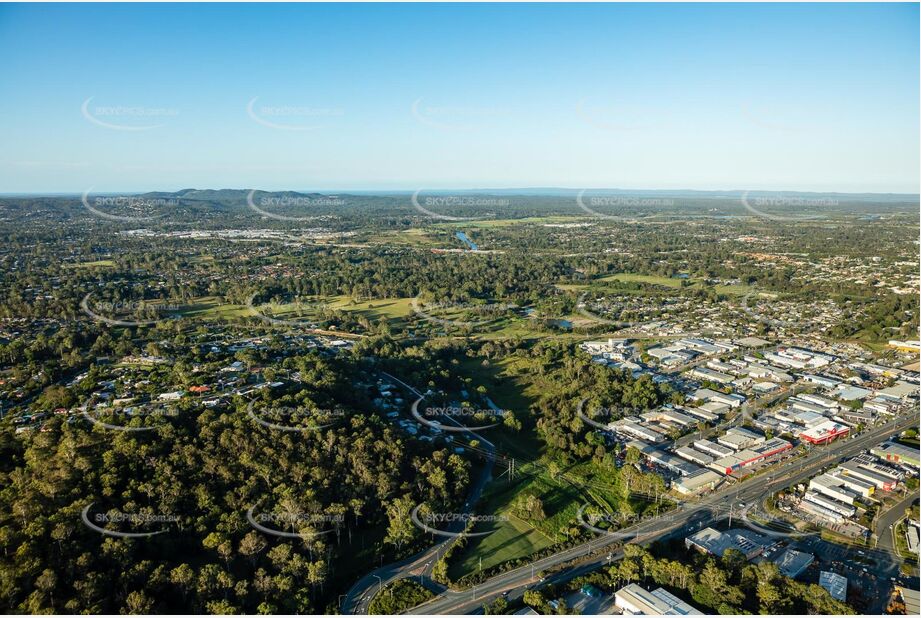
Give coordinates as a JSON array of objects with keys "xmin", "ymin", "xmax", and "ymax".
[{"xmin": 2, "ymin": 186, "xmax": 919, "ymax": 198}]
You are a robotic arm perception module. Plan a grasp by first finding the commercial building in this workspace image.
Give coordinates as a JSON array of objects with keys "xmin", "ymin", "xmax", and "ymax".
[
  {"xmin": 819, "ymin": 571, "xmax": 847, "ymax": 602},
  {"xmin": 718, "ymin": 427, "xmax": 766, "ymax": 451},
  {"xmin": 673, "ymin": 469, "xmax": 722, "ymax": 495},
  {"xmin": 616, "ymin": 420, "xmax": 667, "ymax": 444},
  {"xmin": 798, "ymin": 393, "xmax": 839, "ymax": 409},
  {"xmin": 828, "ymin": 470, "xmax": 875, "ymax": 498},
  {"xmin": 802, "ymin": 374, "xmax": 842, "ymax": 388},
  {"xmin": 641, "ymin": 409, "xmax": 697, "ymax": 429},
  {"xmin": 685, "ymin": 527, "xmax": 768, "ymax": 560},
  {"xmin": 690, "ymin": 388, "xmax": 745, "ymax": 408},
  {"xmin": 694, "ymin": 439, "xmax": 733, "ymax": 458},
  {"xmin": 772, "ymin": 548, "xmax": 814, "ymax": 579},
  {"xmin": 838, "ymin": 461, "xmax": 899, "ymax": 491},
  {"xmin": 747, "ymin": 363, "xmax": 793, "ymax": 383},
  {"xmin": 710, "ymin": 454, "xmax": 746, "ymax": 475},
  {"xmin": 688, "ymin": 367, "xmax": 734, "ymax": 385},
  {"xmin": 803, "ymin": 491, "xmax": 856, "ymax": 518},
  {"xmin": 888, "ymin": 340, "xmax": 921, "ymax": 352},
  {"xmin": 675, "ymin": 446, "xmax": 714, "ymax": 466},
  {"xmin": 808, "ymin": 474, "xmax": 859, "ymax": 505},
  {"xmin": 707, "ymin": 438, "xmax": 793, "ymax": 475},
  {"xmin": 788, "ymin": 398, "xmax": 831, "ymax": 416},
  {"xmin": 871, "ymin": 442, "xmax": 920, "ymax": 468},
  {"xmin": 614, "ymin": 584, "xmax": 703, "ymax": 616},
  {"xmin": 834, "ymin": 385, "xmax": 872, "ymax": 402},
  {"xmin": 800, "ymin": 420, "xmax": 850, "ymax": 445},
  {"xmin": 837, "ymin": 408, "xmax": 875, "ymax": 426},
  {"xmin": 645, "ymin": 449, "xmax": 701, "ymax": 476},
  {"xmin": 797, "ymin": 497, "xmax": 847, "ymax": 524},
  {"xmin": 685, "ymin": 406, "xmax": 720, "ymax": 423},
  {"xmin": 853, "ymin": 456, "xmax": 905, "ymax": 481},
  {"xmin": 895, "ymin": 587, "xmax": 920, "ymax": 616}
]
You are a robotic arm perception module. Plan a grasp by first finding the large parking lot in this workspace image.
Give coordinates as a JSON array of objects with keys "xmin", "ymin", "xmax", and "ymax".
[{"xmin": 793, "ymin": 536, "xmax": 904, "ymax": 613}]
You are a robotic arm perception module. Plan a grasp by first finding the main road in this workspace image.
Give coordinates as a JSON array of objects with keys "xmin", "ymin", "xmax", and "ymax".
[{"xmin": 405, "ymin": 412, "xmax": 917, "ymax": 615}]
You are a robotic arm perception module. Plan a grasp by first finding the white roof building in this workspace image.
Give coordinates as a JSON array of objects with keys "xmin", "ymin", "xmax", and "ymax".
[
  {"xmin": 614, "ymin": 584, "xmax": 702, "ymax": 615},
  {"xmin": 819, "ymin": 571, "xmax": 847, "ymax": 602}
]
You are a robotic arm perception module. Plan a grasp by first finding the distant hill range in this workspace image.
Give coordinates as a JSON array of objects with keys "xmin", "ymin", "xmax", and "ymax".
[{"xmin": 0, "ymin": 187, "xmax": 916, "ymax": 222}]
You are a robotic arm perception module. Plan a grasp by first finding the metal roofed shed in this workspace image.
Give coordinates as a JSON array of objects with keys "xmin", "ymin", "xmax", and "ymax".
[
  {"xmin": 736, "ymin": 336, "xmax": 770, "ymax": 348},
  {"xmin": 896, "ymin": 587, "xmax": 920, "ymax": 616},
  {"xmin": 673, "ymin": 468, "xmax": 722, "ymax": 495},
  {"xmin": 819, "ymin": 571, "xmax": 847, "ymax": 602},
  {"xmin": 772, "ymin": 548, "xmax": 814, "ymax": 579},
  {"xmin": 800, "ymin": 420, "xmax": 850, "ymax": 445},
  {"xmin": 614, "ymin": 584, "xmax": 703, "ymax": 616},
  {"xmin": 685, "ymin": 527, "xmax": 768, "ymax": 559},
  {"xmin": 675, "ymin": 446, "xmax": 714, "ymax": 466},
  {"xmin": 694, "ymin": 439, "xmax": 734, "ymax": 458},
  {"xmin": 871, "ymin": 442, "xmax": 919, "ymax": 467}
]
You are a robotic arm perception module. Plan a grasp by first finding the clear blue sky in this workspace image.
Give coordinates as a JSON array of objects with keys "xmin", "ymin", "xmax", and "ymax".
[{"xmin": 0, "ymin": 2, "xmax": 917, "ymax": 194}]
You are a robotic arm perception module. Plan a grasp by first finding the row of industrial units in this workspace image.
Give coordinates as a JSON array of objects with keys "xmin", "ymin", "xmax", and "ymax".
[{"xmin": 792, "ymin": 442, "xmax": 914, "ymax": 528}]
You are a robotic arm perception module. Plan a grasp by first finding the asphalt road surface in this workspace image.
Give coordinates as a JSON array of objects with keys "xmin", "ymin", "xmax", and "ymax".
[{"xmin": 876, "ymin": 491, "xmax": 921, "ymax": 556}]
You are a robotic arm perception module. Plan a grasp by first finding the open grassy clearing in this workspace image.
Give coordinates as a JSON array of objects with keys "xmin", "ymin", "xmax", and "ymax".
[
  {"xmin": 250, "ymin": 295, "xmax": 416, "ymax": 322},
  {"xmin": 176, "ymin": 296, "xmax": 255, "ymax": 319},
  {"xmin": 597, "ymin": 272, "xmax": 691, "ymax": 288},
  {"xmin": 68, "ymin": 259, "xmax": 116, "ymax": 268},
  {"xmin": 433, "ymin": 216, "xmax": 589, "ymax": 229},
  {"xmin": 445, "ymin": 356, "xmax": 630, "ymax": 579}
]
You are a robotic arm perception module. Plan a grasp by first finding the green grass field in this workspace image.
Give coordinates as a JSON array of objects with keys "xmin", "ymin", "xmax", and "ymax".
[
  {"xmin": 177, "ymin": 296, "xmax": 255, "ymax": 319},
  {"xmin": 244, "ymin": 295, "xmax": 416, "ymax": 324},
  {"xmin": 434, "ymin": 216, "xmax": 589, "ymax": 229},
  {"xmin": 68, "ymin": 259, "xmax": 116, "ymax": 268},
  {"xmin": 597, "ymin": 272, "xmax": 691, "ymax": 288}
]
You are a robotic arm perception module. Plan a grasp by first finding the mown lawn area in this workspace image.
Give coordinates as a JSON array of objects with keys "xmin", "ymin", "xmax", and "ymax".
[
  {"xmin": 67, "ymin": 259, "xmax": 116, "ymax": 268},
  {"xmin": 597, "ymin": 272, "xmax": 691, "ymax": 288}
]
